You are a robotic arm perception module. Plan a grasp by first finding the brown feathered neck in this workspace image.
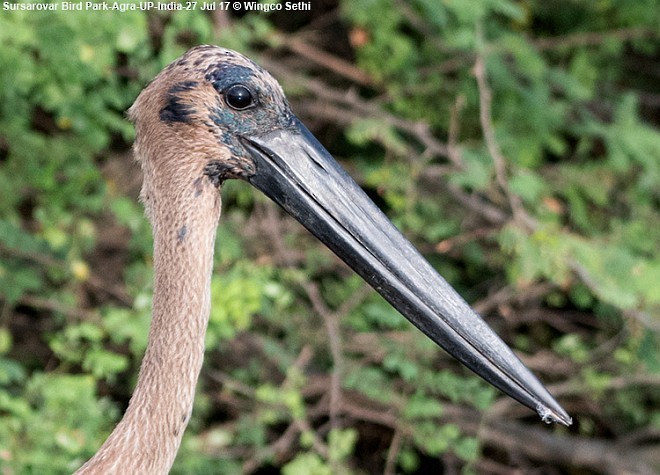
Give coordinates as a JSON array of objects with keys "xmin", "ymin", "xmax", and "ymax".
[{"xmin": 76, "ymin": 45, "xmax": 290, "ymax": 474}]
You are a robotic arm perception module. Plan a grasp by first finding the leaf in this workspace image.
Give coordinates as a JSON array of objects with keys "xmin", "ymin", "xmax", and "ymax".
[
  {"xmin": 328, "ymin": 428, "xmax": 358, "ymax": 462},
  {"xmin": 449, "ymin": 148, "xmax": 492, "ymax": 191},
  {"xmin": 509, "ymin": 169, "xmax": 546, "ymax": 204},
  {"xmin": 454, "ymin": 436, "xmax": 480, "ymax": 461},
  {"xmin": 282, "ymin": 452, "xmax": 332, "ymax": 475},
  {"xmin": 402, "ymin": 391, "xmax": 444, "ymax": 420}
]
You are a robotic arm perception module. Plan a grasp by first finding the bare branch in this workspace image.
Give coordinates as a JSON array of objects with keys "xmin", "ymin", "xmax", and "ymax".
[
  {"xmin": 474, "ymin": 23, "xmax": 533, "ymax": 229},
  {"xmin": 384, "ymin": 428, "xmax": 403, "ymax": 475},
  {"xmin": 532, "ymin": 26, "xmax": 658, "ymax": 51},
  {"xmin": 272, "ymin": 32, "xmax": 374, "ymax": 87}
]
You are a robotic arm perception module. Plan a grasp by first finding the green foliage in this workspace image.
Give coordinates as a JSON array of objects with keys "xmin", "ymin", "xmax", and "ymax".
[
  {"xmin": 282, "ymin": 452, "xmax": 333, "ymax": 475},
  {"xmin": 0, "ymin": 373, "xmax": 115, "ymax": 474},
  {"xmin": 208, "ymin": 263, "xmax": 275, "ymax": 345},
  {"xmin": 1, "ymin": 0, "xmax": 659, "ymax": 473}
]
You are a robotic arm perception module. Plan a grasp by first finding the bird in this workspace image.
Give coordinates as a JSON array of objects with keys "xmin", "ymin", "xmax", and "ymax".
[{"xmin": 75, "ymin": 45, "xmax": 571, "ymax": 474}]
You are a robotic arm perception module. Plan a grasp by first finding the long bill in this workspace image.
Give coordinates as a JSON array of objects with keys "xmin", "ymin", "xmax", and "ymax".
[{"xmin": 241, "ymin": 118, "xmax": 572, "ymax": 426}]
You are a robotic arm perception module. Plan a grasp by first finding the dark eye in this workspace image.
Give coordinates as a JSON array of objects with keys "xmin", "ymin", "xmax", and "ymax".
[{"xmin": 225, "ymin": 84, "xmax": 254, "ymax": 110}]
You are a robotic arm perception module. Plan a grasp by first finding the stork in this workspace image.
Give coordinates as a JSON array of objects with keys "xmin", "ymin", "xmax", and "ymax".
[{"xmin": 75, "ymin": 45, "xmax": 570, "ymax": 474}]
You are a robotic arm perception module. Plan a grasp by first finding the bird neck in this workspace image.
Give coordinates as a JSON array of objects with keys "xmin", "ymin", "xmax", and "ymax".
[{"xmin": 76, "ymin": 161, "xmax": 222, "ymax": 474}]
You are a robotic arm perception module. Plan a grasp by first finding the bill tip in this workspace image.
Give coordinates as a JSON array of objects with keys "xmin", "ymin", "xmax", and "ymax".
[{"xmin": 536, "ymin": 403, "xmax": 573, "ymax": 426}]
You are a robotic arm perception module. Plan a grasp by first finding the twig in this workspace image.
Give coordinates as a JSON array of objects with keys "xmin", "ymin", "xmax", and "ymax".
[
  {"xmin": 474, "ymin": 23, "xmax": 532, "ymax": 228},
  {"xmin": 447, "ymin": 94, "xmax": 466, "ymax": 167},
  {"xmin": 294, "ymin": 417, "xmax": 329, "ymax": 458},
  {"xmin": 532, "ymin": 26, "xmax": 658, "ymax": 51},
  {"xmin": 272, "ymin": 32, "xmax": 374, "ymax": 87},
  {"xmin": 17, "ymin": 294, "xmax": 101, "ymax": 322},
  {"xmin": 209, "ymin": 370, "xmax": 257, "ymax": 398},
  {"xmin": 241, "ymin": 423, "xmax": 300, "ymax": 474},
  {"xmin": 446, "ymin": 183, "xmax": 508, "ymax": 225},
  {"xmin": 472, "ymin": 281, "xmax": 555, "ymax": 316},
  {"xmin": 258, "ymin": 200, "xmax": 301, "ymax": 267},
  {"xmin": 287, "ymin": 360, "xmax": 331, "ymax": 460},
  {"xmin": 435, "ymin": 226, "xmax": 497, "ymax": 256},
  {"xmin": 384, "ymin": 428, "xmax": 403, "ymax": 475},
  {"xmin": 302, "ymin": 282, "xmax": 343, "ymax": 432}
]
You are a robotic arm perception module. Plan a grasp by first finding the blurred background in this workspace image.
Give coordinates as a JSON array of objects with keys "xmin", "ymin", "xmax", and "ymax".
[{"xmin": 0, "ymin": 1, "xmax": 659, "ymax": 473}]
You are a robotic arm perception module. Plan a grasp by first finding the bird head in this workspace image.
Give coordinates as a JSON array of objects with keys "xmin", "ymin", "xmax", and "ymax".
[
  {"xmin": 129, "ymin": 45, "xmax": 295, "ymax": 184},
  {"xmin": 128, "ymin": 45, "xmax": 571, "ymax": 426}
]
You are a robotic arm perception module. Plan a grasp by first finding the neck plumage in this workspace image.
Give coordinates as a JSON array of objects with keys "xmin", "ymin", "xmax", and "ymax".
[{"xmin": 76, "ymin": 154, "xmax": 222, "ymax": 474}]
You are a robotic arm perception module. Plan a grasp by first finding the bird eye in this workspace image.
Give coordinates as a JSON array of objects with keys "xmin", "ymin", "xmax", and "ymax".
[{"xmin": 225, "ymin": 84, "xmax": 254, "ymax": 110}]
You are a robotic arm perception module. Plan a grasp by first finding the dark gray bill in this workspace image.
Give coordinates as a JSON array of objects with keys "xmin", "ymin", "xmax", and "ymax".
[{"xmin": 241, "ymin": 118, "xmax": 571, "ymax": 426}]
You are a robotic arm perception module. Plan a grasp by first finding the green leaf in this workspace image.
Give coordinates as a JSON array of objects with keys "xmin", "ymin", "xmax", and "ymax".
[
  {"xmin": 328, "ymin": 428, "xmax": 359, "ymax": 462},
  {"xmin": 282, "ymin": 452, "xmax": 332, "ymax": 475}
]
